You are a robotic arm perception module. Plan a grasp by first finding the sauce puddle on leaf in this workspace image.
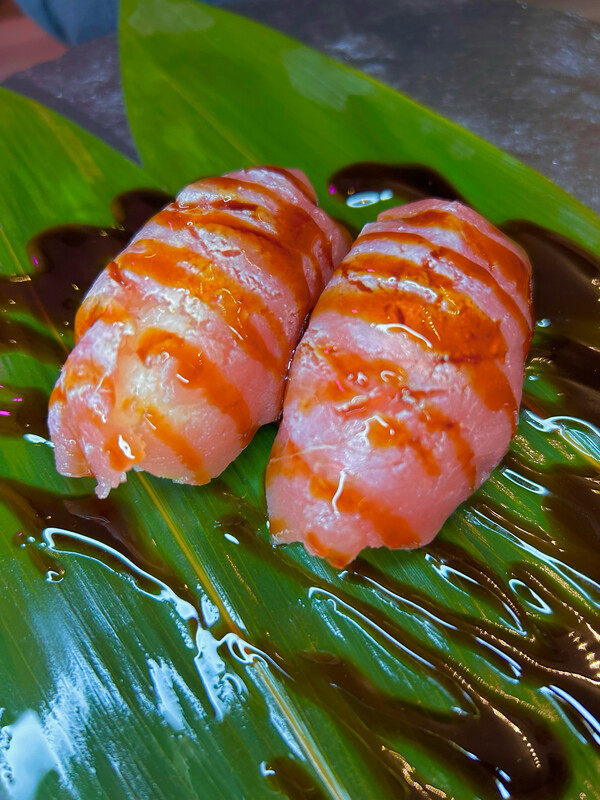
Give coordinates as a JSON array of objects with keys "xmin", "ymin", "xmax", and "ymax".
[{"xmin": 1, "ymin": 168, "xmax": 600, "ymax": 799}]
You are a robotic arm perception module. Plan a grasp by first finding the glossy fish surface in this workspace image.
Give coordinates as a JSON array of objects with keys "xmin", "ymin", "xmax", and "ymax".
[
  {"xmin": 267, "ymin": 199, "xmax": 534, "ymax": 566},
  {"xmin": 48, "ymin": 167, "xmax": 350, "ymax": 497}
]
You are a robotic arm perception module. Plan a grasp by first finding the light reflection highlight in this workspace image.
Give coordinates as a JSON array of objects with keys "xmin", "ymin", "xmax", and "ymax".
[{"xmin": 41, "ymin": 526, "xmax": 269, "ymax": 721}]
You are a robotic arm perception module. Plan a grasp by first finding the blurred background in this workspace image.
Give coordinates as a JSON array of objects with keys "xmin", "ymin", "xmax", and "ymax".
[
  {"xmin": 1, "ymin": 0, "xmax": 600, "ymax": 81},
  {"xmin": 1, "ymin": 0, "xmax": 599, "ymax": 214}
]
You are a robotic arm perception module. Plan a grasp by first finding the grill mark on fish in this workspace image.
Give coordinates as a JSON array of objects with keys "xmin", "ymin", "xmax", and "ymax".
[
  {"xmin": 142, "ymin": 407, "xmax": 211, "ymax": 483},
  {"xmin": 296, "ymin": 343, "xmax": 478, "ymax": 485},
  {"xmin": 380, "ymin": 206, "xmax": 530, "ymax": 297},
  {"xmin": 260, "ymin": 166, "xmax": 318, "ymax": 203},
  {"xmin": 97, "ymin": 241, "xmax": 286, "ymax": 376},
  {"xmin": 319, "ymin": 250, "xmax": 517, "ymax": 416},
  {"xmin": 268, "ymin": 438, "xmax": 419, "ymax": 554},
  {"xmin": 75, "ymin": 298, "xmax": 132, "ymax": 342},
  {"xmin": 332, "ymin": 252, "xmax": 509, "ymax": 362},
  {"xmin": 188, "ymin": 175, "xmax": 333, "ymax": 293},
  {"xmin": 358, "ymin": 229, "xmax": 532, "ymax": 347},
  {"xmin": 136, "ymin": 328, "xmax": 255, "ymax": 445},
  {"xmin": 151, "ymin": 211, "xmax": 315, "ymax": 317}
]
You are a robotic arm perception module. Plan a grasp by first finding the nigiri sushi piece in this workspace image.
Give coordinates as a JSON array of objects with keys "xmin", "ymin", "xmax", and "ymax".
[
  {"xmin": 266, "ymin": 199, "xmax": 534, "ymax": 567},
  {"xmin": 49, "ymin": 167, "xmax": 351, "ymax": 498}
]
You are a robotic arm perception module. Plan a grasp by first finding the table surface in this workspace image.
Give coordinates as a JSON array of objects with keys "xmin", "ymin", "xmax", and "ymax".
[{"xmin": 4, "ymin": 0, "xmax": 600, "ymax": 214}]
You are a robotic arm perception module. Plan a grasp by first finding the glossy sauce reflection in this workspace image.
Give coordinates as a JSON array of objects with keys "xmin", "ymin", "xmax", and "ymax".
[{"xmin": 1, "ymin": 170, "xmax": 600, "ymax": 799}]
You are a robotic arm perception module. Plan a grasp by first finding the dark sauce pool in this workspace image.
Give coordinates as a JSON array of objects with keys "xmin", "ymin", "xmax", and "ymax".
[{"xmin": 1, "ymin": 166, "xmax": 599, "ymax": 800}]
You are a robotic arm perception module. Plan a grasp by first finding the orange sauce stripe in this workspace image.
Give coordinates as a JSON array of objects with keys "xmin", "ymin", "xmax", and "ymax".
[
  {"xmin": 268, "ymin": 438, "xmax": 419, "ymax": 549},
  {"xmin": 136, "ymin": 328, "xmax": 256, "ymax": 444},
  {"xmin": 109, "ymin": 240, "xmax": 287, "ymax": 377},
  {"xmin": 379, "ymin": 207, "xmax": 531, "ymax": 298},
  {"xmin": 186, "ymin": 175, "xmax": 332, "ymax": 292},
  {"xmin": 357, "ymin": 229, "xmax": 532, "ymax": 342},
  {"xmin": 143, "ymin": 408, "xmax": 210, "ymax": 484}
]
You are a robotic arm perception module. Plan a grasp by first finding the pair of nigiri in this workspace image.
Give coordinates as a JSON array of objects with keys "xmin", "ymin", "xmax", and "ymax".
[{"xmin": 49, "ymin": 166, "xmax": 533, "ymax": 567}]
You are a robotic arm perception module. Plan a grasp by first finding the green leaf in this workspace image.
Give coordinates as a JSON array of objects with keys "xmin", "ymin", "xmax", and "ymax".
[
  {"xmin": 1, "ymin": 4, "xmax": 599, "ymax": 800},
  {"xmin": 0, "ymin": 89, "xmax": 159, "ymax": 272},
  {"xmin": 120, "ymin": 0, "xmax": 600, "ymax": 253}
]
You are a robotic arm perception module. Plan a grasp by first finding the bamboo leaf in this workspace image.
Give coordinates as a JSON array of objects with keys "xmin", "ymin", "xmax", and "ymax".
[
  {"xmin": 120, "ymin": 0, "xmax": 600, "ymax": 252},
  {"xmin": 0, "ymin": 89, "xmax": 159, "ymax": 267}
]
